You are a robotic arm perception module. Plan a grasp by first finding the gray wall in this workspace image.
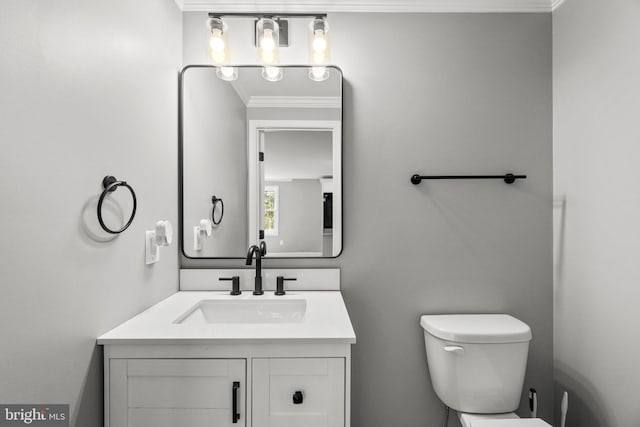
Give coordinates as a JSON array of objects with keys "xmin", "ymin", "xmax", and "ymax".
[
  {"xmin": 183, "ymin": 12, "xmax": 553, "ymax": 427},
  {"xmin": 0, "ymin": 1, "xmax": 182, "ymax": 426},
  {"xmin": 264, "ymin": 180, "xmax": 323, "ymax": 254},
  {"xmin": 182, "ymin": 68, "xmax": 248, "ymax": 257},
  {"xmin": 553, "ymin": 1, "xmax": 640, "ymax": 426}
]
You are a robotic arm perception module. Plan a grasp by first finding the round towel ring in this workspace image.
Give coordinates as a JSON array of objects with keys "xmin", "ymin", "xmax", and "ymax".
[
  {"xmin": 97, "ymin": 176, "xmax": 137, "ymax": 234},
  {"xmin": 211, "ymin": 195, "xmax": 224, "ymax": 225}
]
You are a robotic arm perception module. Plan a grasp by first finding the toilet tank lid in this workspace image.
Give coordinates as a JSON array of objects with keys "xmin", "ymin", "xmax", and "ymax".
[{"xmin": 420, "ymin": 314, "xmax": 532, "ymax": 343}]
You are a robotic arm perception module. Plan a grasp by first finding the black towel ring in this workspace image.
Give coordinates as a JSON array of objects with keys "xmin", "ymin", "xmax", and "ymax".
[
  {"xmin": 97, "ymin": 176, "xmax": 137, "ymax": 234},
  {"xmin": 211, "ymin": 195, "xmax": 224, "ymax": 225}
]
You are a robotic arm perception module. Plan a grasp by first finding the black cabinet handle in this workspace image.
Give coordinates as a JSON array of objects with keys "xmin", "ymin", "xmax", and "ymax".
[
  {"xmin": 293, "ymin": 390, "xmax": 304, "ymax": 404},
  {"xmin": 232, "ymin": 381, "xmax": 240, "ymax": 423}
]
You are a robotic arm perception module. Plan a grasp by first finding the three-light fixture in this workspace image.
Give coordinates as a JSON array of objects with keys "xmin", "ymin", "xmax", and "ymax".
[{"xmin": 206, "ymin": 14, "xmax": 330, "ymax": 82}]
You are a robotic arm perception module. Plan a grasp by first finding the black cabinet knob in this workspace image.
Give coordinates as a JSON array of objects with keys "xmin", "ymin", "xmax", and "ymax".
[{"xmin": 292, "ymin": 390, "xmax": 304, "ymax": 404}]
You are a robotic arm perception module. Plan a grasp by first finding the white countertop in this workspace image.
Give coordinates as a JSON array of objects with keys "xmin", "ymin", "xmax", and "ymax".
[{"xmin": 98, "ymin": 291, "xmax": 356, "ymax": 345}]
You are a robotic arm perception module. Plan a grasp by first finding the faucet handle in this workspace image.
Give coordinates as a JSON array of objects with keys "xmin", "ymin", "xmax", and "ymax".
[
  {"xmin": 219, "ymin": 276, "xmax": 241, "ymax": 295},
  {"xmin": 275, "ymin": 276, "xmax": 296, "ymax": 296}
]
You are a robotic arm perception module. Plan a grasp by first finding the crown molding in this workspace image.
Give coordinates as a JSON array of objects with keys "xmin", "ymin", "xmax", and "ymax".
[
  {"xmin": 551, "ymin": 0, "xmax": 565, "ymax": 10},
  {"xmin": 247, "ymin": 96, "xmax": 341, "ymax": 109},
  {"xmin": 176, "ymin": 0, "xmax": 553, "ymax": 13},
  {"xmin": 230, "ymin": 80, "xmax": 250, "ymax": 105}
]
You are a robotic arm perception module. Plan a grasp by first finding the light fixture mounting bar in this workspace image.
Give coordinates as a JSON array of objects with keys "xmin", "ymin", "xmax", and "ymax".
[{"xmin": 208, "ymin": 12, "xmax": 327, "ymax": 19}]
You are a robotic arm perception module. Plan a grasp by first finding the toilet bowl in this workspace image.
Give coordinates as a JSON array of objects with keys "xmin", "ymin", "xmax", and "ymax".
[{"xmin": 420, "ymin": 314, "xmax": 552, "ymax": 427}]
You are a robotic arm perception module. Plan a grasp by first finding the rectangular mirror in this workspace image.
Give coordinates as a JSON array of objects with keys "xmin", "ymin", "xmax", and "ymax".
[{"xmin": 180, "ymin": 65, "xmax": 342, "ymax": 258}]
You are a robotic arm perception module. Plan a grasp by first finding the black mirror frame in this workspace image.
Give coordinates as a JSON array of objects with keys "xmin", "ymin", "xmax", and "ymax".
[{"xmin": 179, "ymin": 64, "xmax": 344, "ymax": 259}]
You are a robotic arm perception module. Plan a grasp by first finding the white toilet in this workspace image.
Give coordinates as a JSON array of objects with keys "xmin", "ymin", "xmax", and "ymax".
[{"xmin": 420, "ymin": 314, "xmax": 552, "ymax": 427}]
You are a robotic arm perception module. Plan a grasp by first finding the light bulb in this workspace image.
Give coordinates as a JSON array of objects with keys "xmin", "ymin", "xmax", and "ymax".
[
  {"xmin": 309, "ymin": 66, "xmax": 329, "ymax": 82},
  {"xmin": 216, "ymin": 67, "xmax": 237, "ymax": 81},
  {"xmin": 256, "ymin": 18, "xmax": 280, "ymax": 66},
  {"xmin": 207, "ymin": 17, "xmax": 229, "ymax": 66},
  {"xmin": 261, "ymin": 29, "xmax": 276, "ymax": 51},
  {"xmin": 308, "ymin": 18, "xmax": 330, "ymax": 66},
  {"xmin": 312, "ymin": 30, "xmax": 327, "ymax": 53},
  {"xmin": 265, "ymin": 67, "xmax": 279, "ymax": 78},
  {"xmin": 220, "ymin": 67, "xmax": 234, "ymax": 78},
  {"xmin": 312, "ymin": 51, "xmax": 326, "ymax": 64},
  {"xmin": 261, "ymin": 50, "xmax": 275, "ymax": 64},
  {"xmin": 210, "ymin": 50, "xmax": 226, "ymax": 64},
  {"xmin": 209, "ymin": 29, "xmax": 225, "ymax": 52},
  {"xmin": 262, "ymin": 66, "xmax": 283, "ymax": 82}
]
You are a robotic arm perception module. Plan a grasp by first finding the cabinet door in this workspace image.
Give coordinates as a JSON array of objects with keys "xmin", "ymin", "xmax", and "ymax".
[
  {"xmin": 252, "ymin": 358, "xmax": 344, "ymax": 427},
  {"xmin": 110, "ymin": 359, "xmax": 245, "ymax": 427}
]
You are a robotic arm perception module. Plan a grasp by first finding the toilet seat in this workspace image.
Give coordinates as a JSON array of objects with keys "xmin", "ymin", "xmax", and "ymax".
[
  {"xmin": 471, "ymin": 421, "xmax": 552, "ymax": 426},
  {"xmin": 459, "ymin": 413, "xmax": 553, "ymax": 427}
]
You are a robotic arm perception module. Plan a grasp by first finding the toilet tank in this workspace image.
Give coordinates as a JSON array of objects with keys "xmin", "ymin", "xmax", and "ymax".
[{"xmin": 420, "ymin": 314, "xmax": 532, "ymax": 414}]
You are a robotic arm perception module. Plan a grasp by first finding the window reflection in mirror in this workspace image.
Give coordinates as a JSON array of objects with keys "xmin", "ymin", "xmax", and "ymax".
[{"xmin": 263, "ymin": 185, "xmax": 279, "ymax": 237}]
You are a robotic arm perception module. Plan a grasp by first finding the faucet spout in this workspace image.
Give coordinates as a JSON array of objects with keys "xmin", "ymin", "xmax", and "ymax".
[
  {"xmin": 245, "ymin": 245, "xmax": 258, "ymax": 266},
  {"xmin": 246, "ymin": 244, "xmax": 265, "ymax": 295}
]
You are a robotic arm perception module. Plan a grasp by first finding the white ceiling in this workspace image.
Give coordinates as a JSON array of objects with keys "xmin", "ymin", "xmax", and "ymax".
[{"xmin": 175, "ymin": 0, "xmax": 563, "ymax": 13}]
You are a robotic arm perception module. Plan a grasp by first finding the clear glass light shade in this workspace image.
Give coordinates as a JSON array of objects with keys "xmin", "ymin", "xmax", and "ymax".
[
  {"xmin": 309, "ymin": 18, "xmax": 330, "ymax": 65},
  {"xmin": 309, "ymin": 66, "xmax": 329, "ymax": 82},
  {"xmin": 256, "ymin": 18, "xmax": 280, "ymax": 66},
  {"xmin": 262, "ymin": 66, "xmax": 283, "ymax": 82},
  {"xmin": 216, "ymin": 66, "xmax": 238, "ymax": 81},
  {"xmin": 207, "ymin": 17, "xmax": 229, "ymax": 66}
]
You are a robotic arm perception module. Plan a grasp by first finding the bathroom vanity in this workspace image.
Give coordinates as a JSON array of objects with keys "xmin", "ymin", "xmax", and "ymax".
[
  {"xmin": 98, "ymin": 269, "xmax": 355, "ymax": 427},
  {"xmin": 98, "ymin": 65, "xmax": 353, "ymax": 427}
]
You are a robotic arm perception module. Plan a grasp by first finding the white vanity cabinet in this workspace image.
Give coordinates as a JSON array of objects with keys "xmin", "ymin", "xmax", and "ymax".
[
  {"xmin": 109, "ymin": 359, "xmax": 246, "ymax": 427},
  {"xmin": 104, "ymin": 349, "xmax": 350, "ymax": 427},
  {"xmin": 252, "ymin": 358, "xmax": 345, "ymax": 427}
]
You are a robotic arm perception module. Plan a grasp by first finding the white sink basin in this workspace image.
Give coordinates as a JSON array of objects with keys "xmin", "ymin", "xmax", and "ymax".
[{"xmin": 174, "ymin": 298, "xmax": 307, "ymax": 324}]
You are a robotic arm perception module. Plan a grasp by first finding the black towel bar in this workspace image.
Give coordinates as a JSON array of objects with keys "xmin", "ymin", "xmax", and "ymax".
[{"xmin": 410, "ymin": 173, "xmax": 527, "ymax": 185}]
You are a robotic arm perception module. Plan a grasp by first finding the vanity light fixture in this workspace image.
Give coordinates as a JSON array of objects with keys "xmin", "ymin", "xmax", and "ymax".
[
  {"xmin": 207, "ymin": 16, "xmax": 238, "ymax": 81},
  {"xmin": 308, "ymin": 17, "xmax": 330, "ymax": 81},
  {"xmin": 207, "ymin": 17, "xmax": 228, "ymax": 65},
  {"xmin": 206, "ymin": 13, "xmax": 331, "ymax": 82},
  {"xmin": 256, "ymin": 18, "xmax": 281, "ymax": 82},
  {"xmin": 256, "ymin": 18, "xmax": 279, "ymax": 64}
]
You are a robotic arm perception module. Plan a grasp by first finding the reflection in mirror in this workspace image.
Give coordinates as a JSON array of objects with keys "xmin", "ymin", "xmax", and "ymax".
[
  {"xmin": 261, "ymin": 130, "xmax": 335, "ymax": 257},
  {"xmin": 181, "ymin": 66, "xmax": 342, "ymax": 258}
]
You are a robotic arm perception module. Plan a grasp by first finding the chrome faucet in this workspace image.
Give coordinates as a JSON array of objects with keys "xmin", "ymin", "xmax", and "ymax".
[{"xmin": 246, "ymin": 242, "xmax": 267, "ymax": 295}]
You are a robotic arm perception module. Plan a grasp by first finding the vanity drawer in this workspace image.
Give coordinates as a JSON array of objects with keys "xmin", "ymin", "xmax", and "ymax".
[
  {"xmin": 252, "ymin": 358, "xmax": 345, "ymax": 427},
  {"xmin": 109, "ymin": 359, "xmax": 246, "ymax": 427}
]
